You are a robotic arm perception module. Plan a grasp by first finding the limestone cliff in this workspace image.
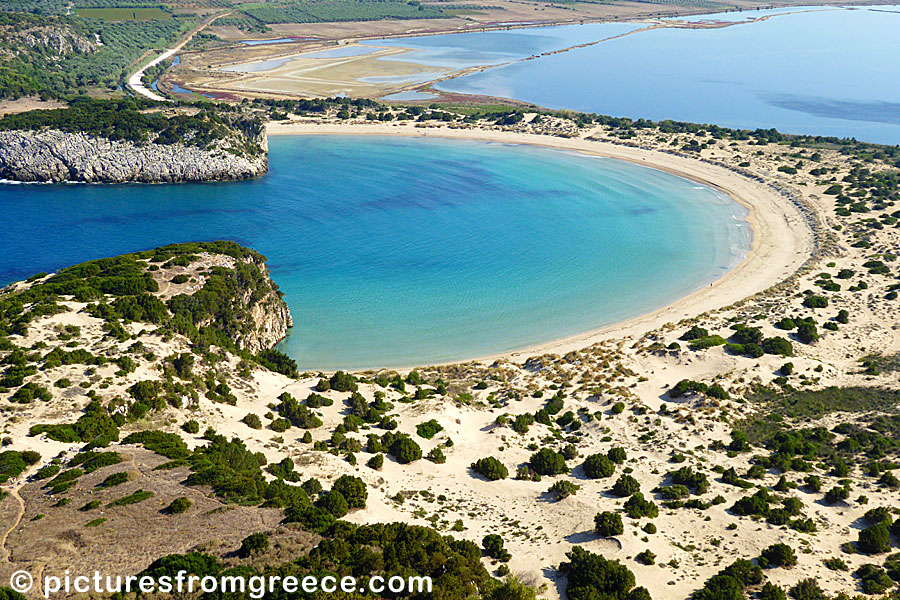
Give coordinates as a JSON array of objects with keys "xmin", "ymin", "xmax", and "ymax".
[
  {"xmin": 230, "ymin": 254, "xmax": 294, "ymax": 354},
  {"xmin": 0, "ymin": 128, "xmax": 268, "ymax": 183}
]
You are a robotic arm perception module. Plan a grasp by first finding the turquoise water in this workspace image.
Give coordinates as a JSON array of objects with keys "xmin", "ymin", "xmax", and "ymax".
[
  {"xmin": 0, "ymin": 136, "xmax": 747, "ymax": 369},
  {"xmin": 371, "ymin": 6, "xmax": 900, "ymax": 144}
]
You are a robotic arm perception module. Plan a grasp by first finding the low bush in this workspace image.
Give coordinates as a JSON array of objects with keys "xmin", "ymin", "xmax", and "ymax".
[{"xmin": 471, "ymin": 456, "xmax": 508, "ymax": 481}]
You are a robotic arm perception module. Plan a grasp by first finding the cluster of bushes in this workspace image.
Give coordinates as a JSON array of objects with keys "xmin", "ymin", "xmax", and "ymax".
[
  {"xmin": 29, "ymin": 400, "xmax": 119, "ymax": 445},
  {"xmin": 730, "ymin": 489, "xmax": 813, "ymax": 531},
  {"xmin": 0, "ymin": 449, "xmax": 40, "ymax": 483},
  {"xmin": 669, "ymin": 379, "xmax": 729, "ymax": 400},
  {"xmin": 274, "ymin": 392, "xmax": 322, "ymax": 429},
  {"xmin": 691, "ymin": 559, "xmax": 765, "ymax": 600},
  {"xmin": 561, "ymin": 547, "xmax": 650, "ymax": 600}
]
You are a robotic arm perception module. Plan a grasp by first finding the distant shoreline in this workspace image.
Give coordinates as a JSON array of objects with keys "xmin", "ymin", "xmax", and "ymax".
[{"xmin": 267, "ymin": 121, "xmax": 816, "ymax": 368}]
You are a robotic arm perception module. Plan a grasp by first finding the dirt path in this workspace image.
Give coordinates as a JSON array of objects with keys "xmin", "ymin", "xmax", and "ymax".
[
  {"xmin": 0, "ymin": 486, "xmax": 25, "ymax": 563},
  {"xmin": 128, "ymin": 11, "xmax": 231, "ymax": 101}
]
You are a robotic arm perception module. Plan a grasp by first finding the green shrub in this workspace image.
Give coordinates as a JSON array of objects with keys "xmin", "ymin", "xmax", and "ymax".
[
  {"xmin": 802, "ymin": 295, "xmax": 828, "ymax": 309},
  {"xmin": 97, "ymin": 471, "xmax": 129, "ymax": 488},
  {"xmin": 367, "ymin": 454, "xmax": 384, "ymax": 470},
  {"xmin": 241, "ymin": 413, "xmax": 262, "ymax": 429},
  {"xmin": 680, "ymin": 326, "xmax": 709, "ymax": 340},
  {"xmin": 635, "ymin": 550, "xmax": 655, "ymax": 565},
  {"xmin": 164, "ymin": 497, "xmax": 191, "ymax": 514},
  {"xmin": 611, "ymin": 474, "xmax": 640, "ymax": 497},
  {"xmin": 416, "ymin": 419, "xmax": 443, "ymax": 439},
  {"xmin": 389, "ymin": 436, "xmax": 422, "ymax": 464},
  {"xmin": 426, "ymin": 447, "xmax": 446, "ymax": 464},
  {"xmin": 789, "ymin": 578, "xmax": 826, "ymax": 600},
  {"xmin": 471, "ymin": 456, "xmax": 508, "ymax": 481},
  {"xmin": 548, "ymin": 480, "xmax": 580, "ymax": 500},
  {"xmin": 107, "ymin": 489, "xmax": 154, "ymax": 507},
  {"xmin": 239, "ymin": 532, "xmax": 269, "ymax": 557},
  {"xmin": 762, "ymin": 337, "xmax": 794, "ymax": 356},
  {"xmin": 562, "ymin": 547, "xmax": 646, "ymax": 600},
  {"xmin": 329, "ymin": 371, "xmax": 357, "ymax": 392},
  {"xmin": 593, "ymin": 511, "xmax": 624, "ymax": 537},
  {"xmin": 689, "ymin": 335, "xmax": 727, "ymax": 350},
  {"xmin": 623, "ymin": 493, "xmax": 658, "ymax": 519},
  {"xmin": 332, "ymin": 475, "xmax": 367, "ymax": 509},
  {"xmin": 759, "ymin": 543, "xmax": 797, "ymax": 568},
  {"xmin": 759, "ymin": 583, "xmax": 786, "ymax": 600},
  {"xmin": 317, "ymin": 490, "xmax": 349, "ymax": 517},
  {"xmin": 607, "ymin": 447, "xmax": 627, "ymax": 464},
  {"xmin": 854, "ymin": 564, "xmax": 894, "ymax": 595},
  {"xmin": 582, "ymin": 453, "xmax": 615, "ymax": 479},
  {"xmin": 482, "ymin": 534, "xmax": 511, "ymax": 561},
  {"xmin": 858, "ymin": 519, "xmax": 891, "ymax": 554},
  {"xmin": 529, "ymin": 448, "xmax": 568, "ymax": 476},
  {"xmin": 797, "ymin": 322, "xmax": 819, "ymax": 344},
  {"xmin": 669, "ymin": 466, "xmax": 709, "ymax": 494},
  {"xmin": 181, "ymin": 420, "xmax": 200, "ymax": 434}
]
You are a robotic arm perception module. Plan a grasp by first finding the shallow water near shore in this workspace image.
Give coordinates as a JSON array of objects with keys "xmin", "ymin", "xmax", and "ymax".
[{"xmin": 0, "ymin": 136, "xmax": 748, "ymax": 369}]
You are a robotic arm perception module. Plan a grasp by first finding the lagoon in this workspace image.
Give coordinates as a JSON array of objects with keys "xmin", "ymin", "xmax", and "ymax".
[
  {"xmin": 373, "ymin": 6, "xmax": 900, "ymax": 144},
  {"xmin": 0, "ymin": 136, "xmax": 747, "ymax": 369}
]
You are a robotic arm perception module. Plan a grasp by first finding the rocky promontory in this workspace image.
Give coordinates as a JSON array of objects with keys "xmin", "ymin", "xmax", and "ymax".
[
  {"xmin": 0, "ymin": 98, "xmax": 269, "ymax": 183},
  {"xmin": 0, "ymin": 128, "xmax": 268, "ymax": 183}
]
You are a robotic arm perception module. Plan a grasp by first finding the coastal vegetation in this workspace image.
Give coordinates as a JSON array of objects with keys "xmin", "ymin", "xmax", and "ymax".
[
  {"xmin": 0, "ymin": 7, "xmax": 189, "ymax": 99},
  {"xmin": 4, "ymin": 78, "xmax": 900, "ymax": 600}
]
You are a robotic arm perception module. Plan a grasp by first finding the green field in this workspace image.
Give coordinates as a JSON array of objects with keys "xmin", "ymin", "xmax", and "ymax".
[{"xmin": 76, "ymin": 7, "xmax": 171, "ymax": 21}]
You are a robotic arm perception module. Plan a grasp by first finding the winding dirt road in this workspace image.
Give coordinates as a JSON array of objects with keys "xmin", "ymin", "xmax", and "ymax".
[{"xmin": 127, "ymin": 11, "xmax": 231, "ymax": 102}]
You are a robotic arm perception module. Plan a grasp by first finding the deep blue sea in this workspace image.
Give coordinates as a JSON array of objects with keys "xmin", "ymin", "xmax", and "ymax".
[
  {"xmin": 369, "ymin": 5, "xmax": 900, "ymax": 144},
  {"xmin": 0, "ymin": 136, "xmax": 748, "ymax": 369}
]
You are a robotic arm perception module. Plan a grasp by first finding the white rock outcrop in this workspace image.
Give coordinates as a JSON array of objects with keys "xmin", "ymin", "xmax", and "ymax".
[{"xmin": 0, "ymin": 129, "xmax": 268, "ymax": 183}]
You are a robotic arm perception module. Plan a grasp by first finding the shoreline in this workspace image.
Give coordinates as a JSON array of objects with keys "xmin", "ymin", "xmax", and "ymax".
[{"xmin": 267, "ymin": 121, "xmax": 816, "ymax": 369}]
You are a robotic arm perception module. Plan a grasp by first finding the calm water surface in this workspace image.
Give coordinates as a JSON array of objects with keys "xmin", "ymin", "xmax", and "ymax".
[
  {"xmin": 0, "ymin": 136, "xmax": 748, "ymax": 369},
  {"xmin": 372, "ymin": 6, "xmax": 900, "ymax": 144}
]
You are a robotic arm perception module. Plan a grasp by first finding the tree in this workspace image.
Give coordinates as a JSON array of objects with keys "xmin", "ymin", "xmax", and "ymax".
[
  {"xmin": 529, "ymin": 448, "xmax": 568, "ymax": 476},
  {"xmin": 332, "ymin": 475, "xmax": 367, "ymax": 509},
  {"xmin": 583, "ymin": 453, "xmax": 615, "ymax": 479},
  {"xmin": 472, "ymin": 456, "xmax": 508, "ymax": 480},
  {"xmin": 594, "ymin": 511, "xmax": 623, "ymax": 536}
]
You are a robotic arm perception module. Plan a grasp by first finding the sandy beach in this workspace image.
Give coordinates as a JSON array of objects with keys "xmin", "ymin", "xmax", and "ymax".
[{"xmin": 267, "ymin": 121, "xmax": 816, "ymax": 365}]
